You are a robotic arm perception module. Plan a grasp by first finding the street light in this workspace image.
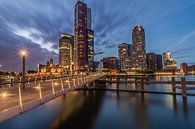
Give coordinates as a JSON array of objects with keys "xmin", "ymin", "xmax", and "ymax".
[{"xmin": 20, "ymin": 50, "xmax": 27, "ymax": 90}]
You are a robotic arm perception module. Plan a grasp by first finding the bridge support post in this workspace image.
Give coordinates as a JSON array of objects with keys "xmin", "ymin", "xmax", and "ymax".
[
  {"xmin": 172, "ymin": 77, "xmax": 176, "ymax": 95},
  {"xmin": 181, "ymin": 77, "xmax": 187, "ymax": 98}
]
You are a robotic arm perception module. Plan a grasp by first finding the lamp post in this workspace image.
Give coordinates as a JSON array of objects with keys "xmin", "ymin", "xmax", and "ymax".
[{"xmin": 20, "ymin": 50, "xmax": 27, "ymax": 90}]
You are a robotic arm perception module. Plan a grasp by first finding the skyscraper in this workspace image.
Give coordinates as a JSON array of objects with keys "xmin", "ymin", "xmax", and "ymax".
[
  {"xmin": 74, "ymin": 1, "xmax": 94, "ymax": 72},
  {"xmin": 118, "ymin": 43, "xmax": 131, "ymax": 71},
  {"xmin": 146, "ymin": 53, "xmax": 157, "ymax": 71},
  {"xmin": 59, "ymin": 34, "xmax": 74, "ymax": 72},
  {"xmin": 156, "ymin": 54, "xmax": 163, "ymax": 70},
  {"xmin": 132, "ymin": 25, "xmax": 146, "ymax": 70},
  {"xmin": 87, "ymin": 29, "xmax": 94, "ymax": 71}
]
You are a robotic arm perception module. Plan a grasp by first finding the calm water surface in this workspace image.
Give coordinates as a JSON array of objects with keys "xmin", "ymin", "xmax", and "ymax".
[{"xmin": 0, "ymin": 76, "xmax": 195, "ymax": 129}]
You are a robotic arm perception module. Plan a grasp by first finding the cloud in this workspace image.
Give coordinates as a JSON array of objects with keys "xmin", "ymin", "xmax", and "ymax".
[
  {"xmin": 13, "ymin": 27, "xmax": 58, "ymax": 53},
  {"xmin": 0, "ymin": 0, "xmax": 195, "ymax": 71}
]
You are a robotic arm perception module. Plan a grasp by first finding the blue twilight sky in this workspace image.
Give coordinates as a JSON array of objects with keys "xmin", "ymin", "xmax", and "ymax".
[{"xmin": 0, "ymin": 0, "xmax": 195, "ymax": 71}]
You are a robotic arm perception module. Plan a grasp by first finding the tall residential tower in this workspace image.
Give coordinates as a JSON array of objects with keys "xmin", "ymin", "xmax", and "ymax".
[
  {"xmin": 59, "ymin": 34, "xmax": 74, "ymax": 72},
  {"xmin": 74, "ymin": 1, "xmax": 94, "ymax": 72},
  {"xmin": 132, "ymin": 25, "xmax": 147, "ymax": 70}
]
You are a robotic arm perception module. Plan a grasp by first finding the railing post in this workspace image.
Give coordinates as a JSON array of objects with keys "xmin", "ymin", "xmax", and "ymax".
[
  {"xmin": 77, "ymin": 77, "xmax": 80, "ymax": 85},
  {"xmin": 51, "ymin": 80, "xmax": 55, "ymax": 97},
  {"xmin": 18, "ymin": 78, "xmax": 23, "ymax": 112},
  {"xmin": 73, "ymin": 79, "xmax": 76, "ymax": 87},
  {"xmin": 181, "ymin": 77, "xmax": 187, "ymax": 98},
  {"xmin": 38, "ymin": 82, "xmax": 42, "ymax": 103},
  {"xmin": 60, "ymin": 78, "xmax": 64, "ymax": 92},
  {"xmin": 172, "ymin": 77, "xmax": 176, "ymax": 95},
  {"xmin": 35, "ymin": 77, "xmax": 37, "ymax": 84}
]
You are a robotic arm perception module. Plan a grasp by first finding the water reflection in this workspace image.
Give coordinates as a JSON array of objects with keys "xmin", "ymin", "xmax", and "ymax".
[{"xmin": 0, "ymin": 90, "xmax": 195, "ymax": 129}]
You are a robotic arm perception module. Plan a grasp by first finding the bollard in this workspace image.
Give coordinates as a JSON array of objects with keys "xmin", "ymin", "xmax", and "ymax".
[
  {"xmin": 18, "ymin": 82, "xmax": 23, "ymax": 112},
  {"xmin": 181, "ymin": 77, "xmax": 187, "ymax": 98},
  {"xmin": 38, "ymin": 82, "xmax": 43, "ymax": 103},
  {"xmin": 172, "ymin": 77, "xmax": 176, "ymax": 95},
  {"xmin": 51, "ymin": 80, "xmax": 56, "ymax": 97}
]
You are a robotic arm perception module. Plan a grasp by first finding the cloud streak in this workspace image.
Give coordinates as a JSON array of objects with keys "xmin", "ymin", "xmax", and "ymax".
[{"xmin": 0, "ymin": 0, "xmax": 195, "ymax": 71}]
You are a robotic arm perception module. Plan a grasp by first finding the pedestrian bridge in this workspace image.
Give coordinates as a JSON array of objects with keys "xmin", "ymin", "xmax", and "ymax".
[{"xmin": 0, "ymin": 73, "xmax": 104, "ymax": 122}]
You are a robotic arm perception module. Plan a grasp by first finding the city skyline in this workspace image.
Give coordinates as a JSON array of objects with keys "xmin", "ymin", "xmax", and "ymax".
[{"xmin": 0, "ymin": 0, "xmax": 195, "ymax": 71}]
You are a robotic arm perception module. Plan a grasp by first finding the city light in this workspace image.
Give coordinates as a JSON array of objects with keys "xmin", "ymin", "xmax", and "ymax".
[
  {"xmin": 34, "ymin": 86, "xmax": 40, "ymax": 90},
  {"xmin": 20, "ymin": 50, "xmax": 27, "ymax": 57},
  {"xmin": 1, "ymin": 92, "xmax": 8, "ymax": 98}
]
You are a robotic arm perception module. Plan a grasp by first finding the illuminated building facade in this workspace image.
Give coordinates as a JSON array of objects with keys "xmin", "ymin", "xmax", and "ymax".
[
  {"xmin": 146, "ymin": 53, "xmax": 157, "ymax": 71},
  {"xmin": 37, "ymin": 58, "xmax": 64, "ymax": 74},
  {"xmin": 146, "ymin": 53, "xmax": 163, "ymax": 71},
  {"xmin": 101, "ymin": 57, "xmax": 120, "ymax": 73},
  {"xmin": 163, "ymin": 51, "xmax": 177, "ymax": 70},
  {"xmin": 180, "ymin": 63, "xmax": 188, "ymax": 75},
  {"xmin": 87, "ymin": 29, "xmax": 94, "ymax": 71},
  {"xmin": 132, "ymin": 25, "xmax": 147, "ymax": 70},
  {"xmin": 74, "ymin": 1, "xmax": 94, "ymax": 71},
  {"xmin": 118, "ymin": 43, "xmax": 132, "ymax": 71},
  {"xmin": 59, "ymin": 34, "xmax": 74, "ymax": 72},
  {"xmin": 156, "ymin": 54, "xmax": 163, "ymax": 70}
]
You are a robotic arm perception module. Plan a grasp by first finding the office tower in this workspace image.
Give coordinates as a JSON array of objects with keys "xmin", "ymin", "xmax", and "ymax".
[
  {"xmin": 74, "ymin": 1, "xmax": 94, "ymax": 71},
  {"xmin": 180, "ymin": 63, "xmax": 188, "ymax": 75},
  {"xmin": 146, "ymin": 53, "xmax": 157, "ymax": 70},
  {"xmin": 101, "ymin": 57, "xmax": 120, "ymax": 71},
  {"xmin": 156, "ymin": 54, "xmax": 163, "ymax": 70},
  {"xmin": 132, "ymin": 25, "xmax": 147, "ymax": 70},
  {"xmin": 87, "ymin": 29, "xmax": 94, "ymax": 71},
  {"xmin": 59, "ymin": 34, "xmax": 74, "ymax": 71},
  {"xmin": 118, "ymin": 43, "xmax": 131, "ymax": 71}
]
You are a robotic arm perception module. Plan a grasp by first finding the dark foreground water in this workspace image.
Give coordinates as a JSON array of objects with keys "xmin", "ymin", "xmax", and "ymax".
[{"xmin": 0, "ymin": 90, "xmax": 195, "ymax": 129}]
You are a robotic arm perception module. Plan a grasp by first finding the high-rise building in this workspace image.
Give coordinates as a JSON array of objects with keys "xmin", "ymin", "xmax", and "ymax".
[
  {"xmin": 146, "ymin": 53, "xmax": 157, "ymax": 71},
  {"xmin": 87, "ymin": 29, "xmax": 94, "ymax": 71},
  {"xmin": 101, "ymin": 57, "xmax": 120, "ymax": 72},
  {"xmin": 180, "ymin": 63, "xmax": 188, "ymax": 75},
  {"xmin": 132, "ymin": 25, "xmax": 147, "ymax": 70},
  {"xmin": 118, "ymin": 43, "xmax": 131, "ymax": 71},
  {"xmin": 146, "ymin": 53, "xmax": 163, "ymax": 71},
  {"xmin": 156, "ymin": 54, "xmax": 163, "ymax": 70},
  {"xmin": 163, "ymin": 51, "xmax": 177, "ymax": 69},
  {"xmin": 59, "ymin": 34, "xmax": 74, "ymax": 71},
  {"xmin": 74, "ymin": 1, "xmax": 94, "ymax": 71}
]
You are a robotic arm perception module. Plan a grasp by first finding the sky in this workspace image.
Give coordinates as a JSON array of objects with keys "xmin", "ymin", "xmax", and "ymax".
[{"xmin": 0, "ymin": 0, "xmax": 195, "ymax": 72}]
